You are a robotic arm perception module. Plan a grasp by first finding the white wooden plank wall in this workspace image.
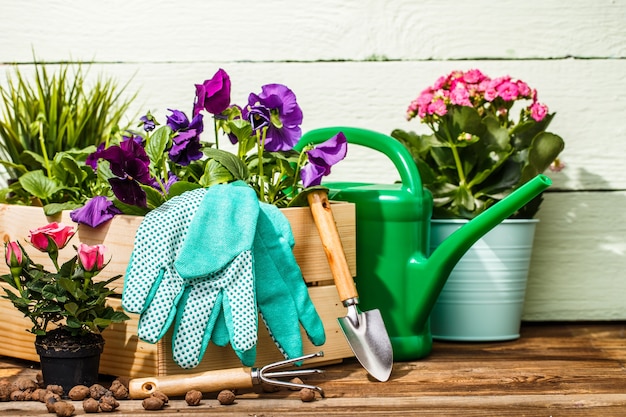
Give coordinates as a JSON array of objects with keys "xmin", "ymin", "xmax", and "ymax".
[{"xmin": 1, "ymin": 0, "xmax": 624, "ymax": 320}]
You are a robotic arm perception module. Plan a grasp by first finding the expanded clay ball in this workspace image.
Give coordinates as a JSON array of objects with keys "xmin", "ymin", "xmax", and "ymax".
[
  {"xmin": 217, "ymin": 389, "xmax": 236, "ymax": 405},
  {"xmin": 151, "ymin": 390, "xmax": 169, "ymax": 404},
  {"xmin": 142, "ymin": 396, "xmax": 164, "ymax": 410},
  {"xmin": 82, "ymin": 398, "xmax": 100, "ymax": 413},
  {"xmin": 13, "ymin": 377, "xmax": 38, "ymax": 391},
  {"xmin": 45, "ymin": 394, "xmax": 62, "ymax": 413},
  {"xmin": 68, "ymin": 385, "xmax": 90, "ymax": 401},
  {"xmin": 0, "ymin": 378, "xmax": 11, "ymax": 401},
  {"xmin": 46, "ymin": 385, "xmax": 64, "ymax": 396},
  {"xmin": 185, "ymin": 389, "xmax": 203, "ymax": 406},
  {"xmin": 89, "ymin": 384, "xmax": 108, "ymax": 400},
  {"xmin": 108, "ymin": 379, "xmax": 129, "ymax": 400},
  {"xmin": 43, "ymin": 391, "xmax": 62, "ymax": 405},
  {"xmin": 300, "ymin": 388, "xmax": 316, "ymax": 402},
  {"xmin": 53, "ymin": 400, "xmax": 76, "ymax": 417},
  {"xmin": 32, "ymin": 388, "xmax": 48, "ymax": 402},
  {"xmin": 289, "ymin": 377, "xmax": 304, "ymax": 390},
  {"xmin": 10, "ymin": 390, "xmax": 26, "ymax": 401},
  {"xmin": 99, "ymin": 395, "xmax": 120, "ymax": 412}
]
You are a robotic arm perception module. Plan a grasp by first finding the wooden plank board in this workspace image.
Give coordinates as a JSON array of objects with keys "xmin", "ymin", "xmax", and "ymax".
[
  {"xmin": 2, "ymin": 322, "xmax": 626, "ymax": 415},
  {"xmin": 0, "ymin": 202, "xmax": 356, "ymax": 287},
  {"xmin": 1, "ymin": 0, "xmax": 623, "ymax": 62}
]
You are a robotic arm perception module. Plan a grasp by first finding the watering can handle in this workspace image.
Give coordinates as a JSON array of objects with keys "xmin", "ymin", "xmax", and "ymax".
[{"xmin": 297, "ymin": 127, "xmax": 423, "ymax": 196}]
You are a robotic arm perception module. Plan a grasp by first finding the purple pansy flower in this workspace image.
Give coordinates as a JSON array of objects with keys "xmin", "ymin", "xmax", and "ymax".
[
  {"xmin": 139, "ymin": 114, "xmax": 156, "ymax": 132},
  {"xmin": 70, "ymin": 196, "xmax": 122, "ymax": 228},
  {"xmin": 166, "ymin": 109, "xmax": 204, "ymax": 166},
  {"xmin": 88, "ymin": 139, "xmax": 152, "ymax": 207},
  {"xmin": 301, "ymin": 132, "xmax": 347, "ymax": 187},
  {"xmin": 193, "ymin": 68, "xmax": 231, "ymax": 116},
  {"xmin": 86, "ymin": 143, "xmax": 105, "ymax": 170},
  {"xmin": 243, "ymin": 84, "xmax": 303, "ymax": 152}
]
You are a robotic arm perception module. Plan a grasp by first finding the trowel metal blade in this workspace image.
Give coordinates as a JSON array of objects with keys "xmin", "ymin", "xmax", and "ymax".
[{"xmin": 338, "ymin": 307, "xmax": 393, "ymax": 382}]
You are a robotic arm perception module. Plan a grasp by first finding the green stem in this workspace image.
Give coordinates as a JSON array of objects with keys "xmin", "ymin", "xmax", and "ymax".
[
  {"xmin": 292, "ymin": 145, "xmax": 310, "ymax": 191},
  {"xmin": 213, "ymin": 117, "xmax": 220, "ymax": 149},
  {"xmin": 257, "ymin": 128, "xmax": 268, "ymax": 203},
  {"xmin": 438, "ymin": 122, "xmax": 467, "ymax": 186},
  {"xmin": 450, "ymin": 144, "xmax": 466, "ymax": 186},
  {"xmin": 83, "ymin": 271, "xmax": 93, "ymax": 291},
  {"xmin": 38, "ymin": 121, "xmax": 51, "ymax": 179}
]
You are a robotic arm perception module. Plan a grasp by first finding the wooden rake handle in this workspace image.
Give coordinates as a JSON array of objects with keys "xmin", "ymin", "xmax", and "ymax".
[
  {"xmin": 129, "ymin": 367, "xmax": 253, "ymax": 399},
  {"xmin": 307, "ymin": 189, "xmax": 358, "ymax": 302}
]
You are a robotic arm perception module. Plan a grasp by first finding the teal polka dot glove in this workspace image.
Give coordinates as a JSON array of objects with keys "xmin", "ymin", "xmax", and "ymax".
[
  {"xmin": 122, "ymin": 182, "xmax": 260, "ymax": 371},
  {"xmin": 122, "ymin": 187, "xmax": 209, "ymax": 344},
  {"xmin": 208, "ymin": 203, "xmax": 326, "ymax": 364},
  {"xmin": 171, "ymin": 183, "xmax": 260, "ymax": 368},
  {"xmin": 254, "ymin": 203, "xmax": 326, "ymax": 359}
]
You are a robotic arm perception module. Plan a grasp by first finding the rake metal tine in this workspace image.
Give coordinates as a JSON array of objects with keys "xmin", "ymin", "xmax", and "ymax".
[{"xmin": 251, "ymin": 351, "xmax": 325, "ymax": 397}]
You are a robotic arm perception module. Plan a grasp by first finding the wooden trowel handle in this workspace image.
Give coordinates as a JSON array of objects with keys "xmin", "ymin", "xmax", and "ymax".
[{"xmin": 308, "ymin": 189, "xmax": 358, "ymax": 302}]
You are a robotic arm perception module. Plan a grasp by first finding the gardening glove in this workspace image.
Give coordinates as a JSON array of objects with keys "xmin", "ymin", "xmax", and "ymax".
[
  {"xmin": 171, "ymin": 182, "xmax": 260, "ymax": 368},
  {"xmin": 122, "ymin": 187, "xmax": 210, "ymax": 343},
  {"xmin": 208, "ymin": 202, "xmax": 326, "ymax": 363},
  {"xmin": 122, "ymin": 182, "xmax": 259, "ymax": 356},
  {"xmin": 254, "ymin": 202, "xmax": 326, "ymax": 359}
]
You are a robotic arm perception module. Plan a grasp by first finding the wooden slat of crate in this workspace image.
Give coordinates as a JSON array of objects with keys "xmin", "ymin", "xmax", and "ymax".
[
  {"xmin": 0, "ymin": 203, "xmax": 356, "ymax": 286},
  {"xmin": 0, "ymin": 202, "xmax": 356, "ymax": 378}
]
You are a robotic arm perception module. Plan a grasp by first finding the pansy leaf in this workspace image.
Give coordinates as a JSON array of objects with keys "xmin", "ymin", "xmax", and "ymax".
[
  {"xmin": 199, "ymin": 159, "xmax": 234, "ymax": 187},
  {"xmin": 203, "ymin": 148, "xmax": 250, "ymax": 180},
  {"xmin": 145, "ymin": 125, "xmax": 171, "ymax": 168},
  {"xmin": 18, "ymin": 170, "xmax": 60, "ymax": 200},
  {"xmin": 167, "ymin": 181, "xmax": 201, "ymax": 198}
]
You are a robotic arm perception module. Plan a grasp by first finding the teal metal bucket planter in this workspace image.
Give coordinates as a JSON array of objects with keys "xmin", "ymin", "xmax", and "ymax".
[{"xmin": 429, "ymin": 219, "xmax": 539, "ymax": 341}]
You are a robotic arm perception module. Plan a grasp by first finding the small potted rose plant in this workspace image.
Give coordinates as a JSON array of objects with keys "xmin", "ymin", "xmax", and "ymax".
[{"xmin": 1, "ymin": 222, "xmax": 129, "ymax": 393}]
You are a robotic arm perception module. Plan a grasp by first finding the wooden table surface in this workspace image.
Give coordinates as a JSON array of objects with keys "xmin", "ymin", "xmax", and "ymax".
[{"xmin": 2, "ymin": 322, "xmax": 626, "ymax": 416}]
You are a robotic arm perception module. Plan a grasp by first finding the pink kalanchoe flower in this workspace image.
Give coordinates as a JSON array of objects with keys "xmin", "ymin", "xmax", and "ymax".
[
  {"xmin": 496, "ymin": 81, "xmax": 519, "ymax": 101},
  {"xmin": 449, "ymin": 84, "xmax": 472, "ymax": 106},
  {"xmin": 77, "ymin": 243, "xmax": 106, "ymax": 273},
  {"xmin": 29, "ymin": 223, "xmax": 75, "ymax": 252},
  {"xmin": 530, "ymin": 101, "xmax": 549, "ymax": 122},
  {"xmin": 428, "ymin": 98, "xmax": 448, "ymax": 116},
  {"xmin": 463, "ymin": 69, "xmax": 486, "ymax": 84}
]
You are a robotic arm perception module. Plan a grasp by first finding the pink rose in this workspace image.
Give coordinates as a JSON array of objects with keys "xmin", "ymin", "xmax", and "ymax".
[
  {"xmin": 29, "ymin": 223, "xmax": 75, "ymax": 252},
  {"xmin": 77, "ymin": 243, "xmax": 106, "ymax": 273},
  {"xmin": 4, "ymin": 241, "xmax": 23, "ymax": 268},
  {"xmin": 530, "ymin": 102, "xmax": 549, "ymax": 122}
]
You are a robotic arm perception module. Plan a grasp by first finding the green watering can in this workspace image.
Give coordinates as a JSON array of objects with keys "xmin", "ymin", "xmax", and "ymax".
[{"xmin": 298, "ymin": 127, "xmax": 552, "ymax": 361}]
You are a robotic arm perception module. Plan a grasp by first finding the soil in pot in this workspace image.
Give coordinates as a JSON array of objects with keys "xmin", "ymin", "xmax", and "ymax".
[{"xmin": 35, "ymin": 328, "xmax": 104, "ymax": 395}]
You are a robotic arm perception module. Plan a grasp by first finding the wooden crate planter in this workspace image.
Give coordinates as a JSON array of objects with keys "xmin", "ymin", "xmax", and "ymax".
[{"xmin": 0, "ymin": 203, "xmax": 356, "ymax": 378}]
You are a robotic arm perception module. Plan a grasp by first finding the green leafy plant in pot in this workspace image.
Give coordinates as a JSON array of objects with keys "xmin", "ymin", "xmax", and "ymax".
[
  {"xmin": 0, "ymin": 60, "xmax": 137, "ymax": 216},
  {"xmin": 391, "ymin": 69, "xmax": 565, "ymax": 340},
  {"xmin": 1, "ymin": 222, "xmax": 129, "ymax": 393}
]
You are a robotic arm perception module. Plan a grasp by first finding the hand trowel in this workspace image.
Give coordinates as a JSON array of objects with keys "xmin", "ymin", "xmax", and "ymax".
[{"xmin": 308, "ymin": 189, "xmax": 393, "ymax": 382}]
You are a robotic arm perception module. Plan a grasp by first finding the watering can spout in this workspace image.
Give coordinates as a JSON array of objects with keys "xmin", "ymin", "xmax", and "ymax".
[{"xmin": 421, "ymin": 174, "xmax": 552, "ymax": 316}]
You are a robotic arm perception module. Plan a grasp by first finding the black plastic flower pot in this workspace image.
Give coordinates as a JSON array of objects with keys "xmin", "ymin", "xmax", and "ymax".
[{"xmin": 34, "ymin": 329, "xmax": 105, "ymax": 395}]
